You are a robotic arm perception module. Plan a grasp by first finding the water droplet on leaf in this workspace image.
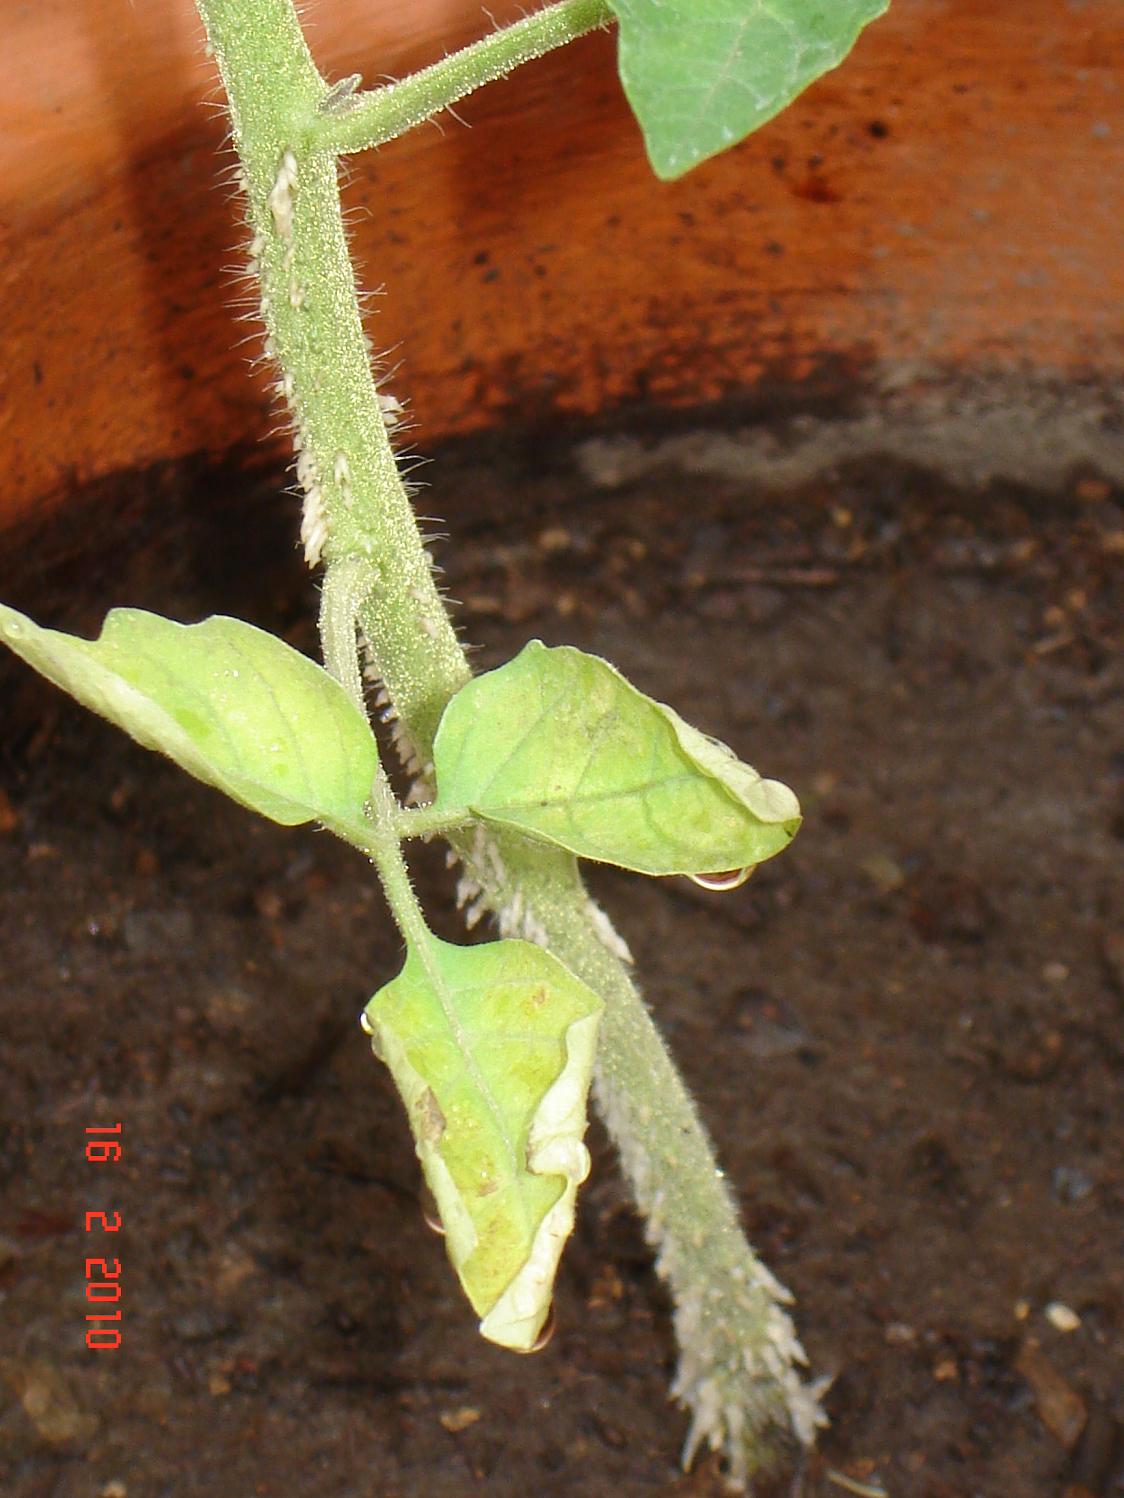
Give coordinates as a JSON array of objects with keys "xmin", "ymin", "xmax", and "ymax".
[
  {"xmin": 687, "ymin": 867, "xmax": 757, "ymax": 892},
  {"xmin": 514, "ymin": 1306, "xmax": 556, "ymax": 1355},
  {"xmin": 420, "ymin": 1185, "xmax": 445, "ymax": 1236}
]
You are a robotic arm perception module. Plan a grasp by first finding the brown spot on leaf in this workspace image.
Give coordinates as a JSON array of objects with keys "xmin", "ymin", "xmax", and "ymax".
[{"xmin": 417, "ymin": 1088, "xmax": 446, "ymax": 1145}]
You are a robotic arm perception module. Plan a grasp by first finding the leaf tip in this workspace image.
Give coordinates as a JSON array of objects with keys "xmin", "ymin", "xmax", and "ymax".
[{"xmin": 753, "ymin": 777, "xmax": 802, "ymax": 829}]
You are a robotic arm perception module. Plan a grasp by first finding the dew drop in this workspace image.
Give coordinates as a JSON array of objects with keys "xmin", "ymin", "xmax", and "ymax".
[
  {"xmin": 419, "ymin": 1185, "xmax": 445, "ymax": 1237},
  {"xmin": 514, "ymin": 1306, "xmax": 556, "ymax": 1355},
  {"xmin": 688, "ymin": 866, "xmax": 757, "ymax": 892}
]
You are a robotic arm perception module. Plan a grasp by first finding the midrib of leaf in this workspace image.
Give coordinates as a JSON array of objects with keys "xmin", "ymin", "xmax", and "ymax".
[
  {"xmin": 415, "ymin": 949, "xmax": 529, "ymax": 1217},
  {"xmin": 116, "ymin": 623, "xmax": 328, "ymax": 812},
  {"xmin": 481, "ymin": 772, "xmax": 706, "ymax": 815},
  {"xmin": 460, "ymin": 677, "xmax": 573, "ymax": 801},
  {"xmin": 468, "ymin": 737, "xmax": 735, "ymax": 832},
  {"xmin": 692, "ymin": 14, "xmax": 754, "ymax": 122},
  {"xmin": 221, "ymin": 633, "xmax": 316, "ymax": 802},
  {"xmin": 101, "ymin": 637, "xmax": 260, "ymax": 794}
]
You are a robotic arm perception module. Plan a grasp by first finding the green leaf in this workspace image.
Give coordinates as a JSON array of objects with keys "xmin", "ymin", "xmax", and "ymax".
[
  {"xmin": 606, "ymin": 0, "xmax": 890, "ymax": 179},
  {"xmin": 363, "ymin": 934, "xmax": 601, "ymax": 1351},
  {"xmin": 429, "ymin": 640, "xmax": 800, "ymax": 877},
  {"xmin": 0, "ymin": 604, "xmax": 377, "ymax": 830}
]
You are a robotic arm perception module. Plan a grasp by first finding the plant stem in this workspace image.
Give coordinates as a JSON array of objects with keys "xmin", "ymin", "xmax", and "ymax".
[
  {"xmin": 308, "ymin": 0, "xmax": 614, "ymax": 156},
  {"xmin": 462, "ymin": 838, "xmax": 824, "ymax": 1482},
  {"xmin": 195, "ymin": 0, "xmax": 820, "ymax": 1483},
  {"xmin": 199, "ymin": 0, "xmax": 471, "ymax": 753},
  {"xmin": 390, "ymin": 804, "xmax": 472, "ymax": 841},
  {"xmin": 359, "ymin": 772, "xmax": 436, "ymax": 959},
  {"xmin": 318, "ymin": 555, "xmax": 375, "ymax": 712},
  {"xmin": 319, "ymin": 556, "xmax": 432, "ymax": 956}
]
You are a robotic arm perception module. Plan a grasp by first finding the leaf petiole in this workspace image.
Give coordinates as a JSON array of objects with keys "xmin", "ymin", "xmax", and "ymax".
[
  {"xmin": 389, "ymin": 804, "xmax": 472, "ymax": 841},
  {"xmin": 317, "ymin": 558, "xmax": 437, "ymax": 955},
  {"xmin": 306, "ymin": 0, "xmax": 613, "ymax": 157}
]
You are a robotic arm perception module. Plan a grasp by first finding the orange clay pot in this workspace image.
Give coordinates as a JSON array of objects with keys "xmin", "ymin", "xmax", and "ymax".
[{"xmin": 1, "ymin": 0, "xmax": 1120, "ymax": 531}]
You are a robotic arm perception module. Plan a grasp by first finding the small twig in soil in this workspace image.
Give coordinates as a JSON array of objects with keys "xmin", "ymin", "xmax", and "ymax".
[
  {"xmin": 825, "ymin": 1471, "xmax": 890, "ymax": 1498},
  {"xmin": 697, "ymin": 566, "xmax": 842, "ymax": 588}
]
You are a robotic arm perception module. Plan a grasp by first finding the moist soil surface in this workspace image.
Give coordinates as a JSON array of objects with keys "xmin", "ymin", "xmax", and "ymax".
[{"xmin": 1, "ymin": 434, "xmax": 1121, "ymax": 1498}]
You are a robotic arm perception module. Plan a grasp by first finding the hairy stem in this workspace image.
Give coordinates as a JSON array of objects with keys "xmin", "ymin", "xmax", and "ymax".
[
  {"xmin": 199, "ymin": 0, "xmax": 470, "ymax": 751},
  {"xmin": 308, "ymin": 0, "xmax": 614, "ymax": 156},
  {"xmin": 319, "ymin": 555, "xmax": 375, "ymax": 711},
  {"xmin": 319, "ymin": 558, "xmax": 432, "ymax": 956},
  {"xmin": 195, "ymin": 0, "xmax": 820, "ymax": 1483},
  {"xmin": 390, "ymin": 804, "xmax": 472, "ymax": 840}
]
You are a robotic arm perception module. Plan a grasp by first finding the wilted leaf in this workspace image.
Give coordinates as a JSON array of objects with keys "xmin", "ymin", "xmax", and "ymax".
[
  {"xmin": 363, "ymin": 933, "xmax": 601, "ymax": 1351},
  {"xmin": 0, "ymin": 605, "xmax": 377, "ymax": 831},
  {"xmin": 430, "ymin": 640, "xmax": 800, "ymax": 876}
]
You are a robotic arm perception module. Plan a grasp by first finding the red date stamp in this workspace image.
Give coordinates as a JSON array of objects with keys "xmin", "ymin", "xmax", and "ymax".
[{"xmin": 84, "ymin": 1123, "xmax": 122, "ymax": 1351}]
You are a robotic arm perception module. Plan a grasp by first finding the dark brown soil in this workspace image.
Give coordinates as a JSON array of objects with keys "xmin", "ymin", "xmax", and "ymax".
[{"xmin": 1, "ymin": 435, "xmax": 1121, "ymax": 1498}]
